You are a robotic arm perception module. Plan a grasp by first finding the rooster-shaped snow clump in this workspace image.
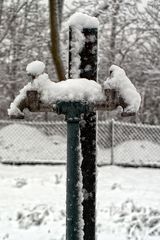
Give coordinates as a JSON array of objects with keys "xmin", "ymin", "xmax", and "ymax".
[{"xmin": 104, "ymin": 65, "xmax": 141, "ymax": 113}]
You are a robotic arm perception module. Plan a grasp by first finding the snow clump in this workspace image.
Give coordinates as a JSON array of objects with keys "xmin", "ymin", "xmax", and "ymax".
[
  {"xmin": 104, "ymin": 65, "xmax": 141, "ymax": 113},
  {"xmin": 68, "ymin": 13, "xmax": 98, "ymax": 78},
  {"xmin": 8, "ymin": 83, "xmax": 32, "ymax": 118},
  {"xmin": 68, "ymin": 12, "xmax": 99, "ymax": 30},
  {"xmin": 31, "ymin": 74, "xmax": 104, "ymax": 104},
  {"xmin": 26, "ymin": 60, "xmax": 45, "ymax": 76}
]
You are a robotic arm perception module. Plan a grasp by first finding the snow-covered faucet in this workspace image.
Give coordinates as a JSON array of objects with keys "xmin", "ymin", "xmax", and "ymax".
[
  {"xmin": 8, "ymin": 61, "xmax": 53, "ymax": 118},
  {"xmin": 8, "ymin": 62, "xmax": 141, "ymax": 119},
  {"xmin": 103, "ymin": 65, "xmax": 141, "ymax": 116}
]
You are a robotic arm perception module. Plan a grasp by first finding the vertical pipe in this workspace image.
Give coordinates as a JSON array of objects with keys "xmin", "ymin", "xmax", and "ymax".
[
  {"xmin": 80, "ymin": 113, "xmax": 96, "ymax": 240},
  {"xmin": 66, "ymin": 120, "xmax": 82, "ymax": 240},
  {"xmin": 68, "ymin": 26, "xmax": 98, "ymax": 240},
  {"xmin": 79, "ymin": 28, "xmax": 98, "ymax": 240}
]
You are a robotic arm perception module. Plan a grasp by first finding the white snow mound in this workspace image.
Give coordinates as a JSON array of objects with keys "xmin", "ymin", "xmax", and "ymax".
[
  {"xmin": 68, "ymin": 12, "xmax": 99, "ymax": 30},
  {"xmin": 104, "ymin": 65, "xmax": 141, "ymax": 113},
  {"xmin": 114, "ymin": 140, "xmax": 160, "ymax": 166},
  {"xmin": 8, "ymin": 83, "xmax": 32, "ymax": 117},
  {"xmin": 98, "ymin": 140, "xmax": 160, "ymax": 166},
  {"xmin": 31, "ymin": 75, "xmax": 104, "ymax": 104},
  {"xmin": 26, "ymin": 61, "xmax": 45, "ymax": 76}
]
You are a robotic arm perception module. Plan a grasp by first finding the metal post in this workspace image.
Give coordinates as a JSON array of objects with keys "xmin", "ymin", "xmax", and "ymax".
[
  {"xmin": 66, "ymin": 120, "xmax": 82, "ymax": 240},
  {"xmin": 69, "ymin": 26, "xmax": 98, "ymax": 240},
  {"xmin": 79, "ymin": 28, "xmax": 98, "ymax": 240},
  {"xmin": 80, "ymin": 112, "xmax": 96, "ymax": 240},
  {"xmin": 56, "ymin": 101, "xmax": 90, "ymax": 240}
]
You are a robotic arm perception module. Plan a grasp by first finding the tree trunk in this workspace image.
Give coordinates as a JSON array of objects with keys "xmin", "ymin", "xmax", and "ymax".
[{"xmin": 49, "ymin": 0, "xmax": 66, "ymax": 81}]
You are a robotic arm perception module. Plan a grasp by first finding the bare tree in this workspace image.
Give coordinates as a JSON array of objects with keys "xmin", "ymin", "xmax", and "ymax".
[
  {"xmin": 0, "ymin": 0, "xmax": 4, "ymax": 25},
  {"xmin": 0, "ymin": 1, "xmax": 26, "ymax": 43}
]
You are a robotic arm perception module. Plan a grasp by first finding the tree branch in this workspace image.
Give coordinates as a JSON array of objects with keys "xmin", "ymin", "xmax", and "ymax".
[{"xmin": 0, "ymin": 1, "xmax": 27, "ymax": 43}]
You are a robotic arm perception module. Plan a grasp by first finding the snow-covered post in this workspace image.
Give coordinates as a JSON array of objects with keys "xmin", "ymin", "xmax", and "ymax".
[
  {"xmin": 68, "ymin": 13, "xmax": 99, "ymax": 240},
  {"xmin": 56, "ymin": 101, "xmax": 91, "ymax": 240},
  {"xmin": 78, "ymin": 23, "xmax": 97, "ymax": 240}
]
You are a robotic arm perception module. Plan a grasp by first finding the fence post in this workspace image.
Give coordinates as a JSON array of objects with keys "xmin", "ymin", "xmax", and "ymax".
[
  {"xmin": 69, "ymin": 24, "xmax": 98, "ymax": 240},
  {"xmin": 111, "ymin": 119, "xmax": 115, "ymax": 165}
]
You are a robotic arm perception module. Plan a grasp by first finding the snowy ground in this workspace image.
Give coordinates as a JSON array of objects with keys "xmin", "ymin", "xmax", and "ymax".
[{"xmin": 0, "ymin": 165, "xmax": 160, "ymax": 240}]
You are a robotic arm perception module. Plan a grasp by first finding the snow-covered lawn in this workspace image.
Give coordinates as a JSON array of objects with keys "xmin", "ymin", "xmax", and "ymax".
[{"xmin": 0, "ymin": 165, "xmax": 160, "ymax": 240}]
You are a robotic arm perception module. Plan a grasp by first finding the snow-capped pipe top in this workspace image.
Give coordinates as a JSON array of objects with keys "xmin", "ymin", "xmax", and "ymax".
[{"xmin": 68, "ymin": 12, "xmax": 99, "ymax": 30}]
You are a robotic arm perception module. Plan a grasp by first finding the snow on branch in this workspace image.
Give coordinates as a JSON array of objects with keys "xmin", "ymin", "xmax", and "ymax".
[{"xmin": 68, "ymin": 12, "xmax": 99, "ymax": 30}]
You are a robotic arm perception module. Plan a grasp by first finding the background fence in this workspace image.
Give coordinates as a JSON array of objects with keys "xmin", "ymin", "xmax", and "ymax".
[{"xmin": 0, "ymin": 120, "xmax": 160, "ymax": 167}]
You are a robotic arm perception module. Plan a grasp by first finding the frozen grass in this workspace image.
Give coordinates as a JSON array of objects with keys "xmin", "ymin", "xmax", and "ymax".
[{"xmin": 0, "ymin": 165, "xmax": 160, "ymax": 239}]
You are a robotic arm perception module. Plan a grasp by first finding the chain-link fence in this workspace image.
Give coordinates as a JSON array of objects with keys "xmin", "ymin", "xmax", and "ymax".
[{"xmin": 0, "ymin": 120, "xmax": 160, "ymax": 167}]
